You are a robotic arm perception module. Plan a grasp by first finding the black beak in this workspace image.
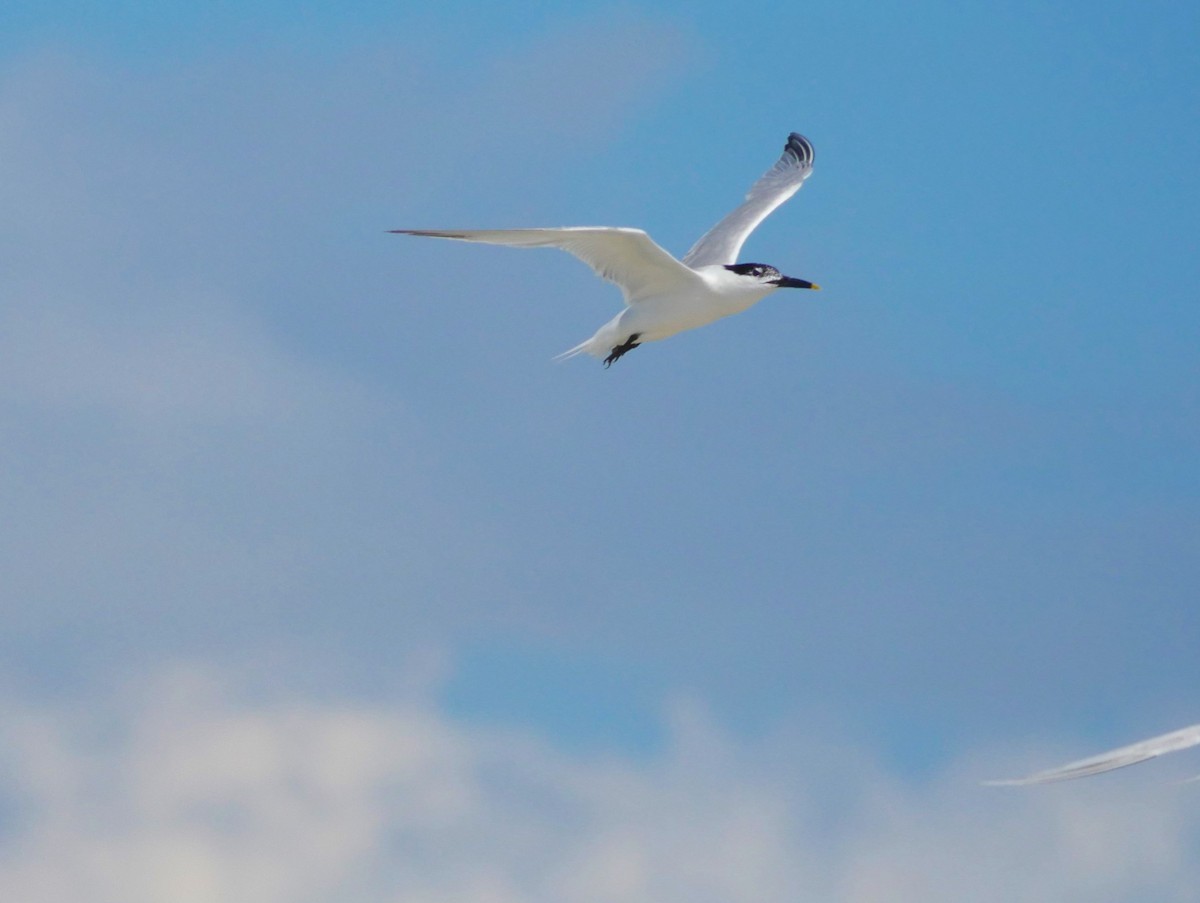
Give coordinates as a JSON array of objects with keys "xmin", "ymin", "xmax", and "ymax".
[{"xmin": 774, "ymin": 276, "xmax": 820, "ymax": 290}]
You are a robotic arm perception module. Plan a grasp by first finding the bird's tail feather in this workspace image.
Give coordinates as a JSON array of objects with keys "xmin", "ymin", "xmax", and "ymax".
[{"xmin": 553, "ymin": 338, "xmax": 600, "ymax": 362}]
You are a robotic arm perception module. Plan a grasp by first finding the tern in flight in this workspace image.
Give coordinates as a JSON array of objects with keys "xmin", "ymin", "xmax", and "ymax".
[
  {"xmin": 985, "ymin": 723, "xmax": 1200, "ymax": 786},
  {"xmin": 392, "ymin": 132, "xmax": 820, "ymax": 366}
]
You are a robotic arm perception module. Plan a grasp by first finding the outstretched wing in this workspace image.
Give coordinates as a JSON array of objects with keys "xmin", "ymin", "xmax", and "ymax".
[
  {"xmin": 682, "ymin": 133, "xmax": 815, "ymax": 268},
  {"xmin": 984, "ymin": 724, "xmax": 1200, "ymax": 786},
  {"xmin": 391, "ymin": 227, "xmax": 702, "ymax": 305}
]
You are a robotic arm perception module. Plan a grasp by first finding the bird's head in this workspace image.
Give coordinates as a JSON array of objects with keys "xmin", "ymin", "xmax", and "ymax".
[{"xmin": 723, "ymin": 262, "xmax": 819, "ymax": 291}]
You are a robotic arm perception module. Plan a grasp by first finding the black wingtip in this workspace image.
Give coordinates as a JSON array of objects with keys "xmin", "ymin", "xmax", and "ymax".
[
  {"xmin": 388, "ymin": 229, "xmax": 466, "ymax": 238},
  {"xmin": 784, "ymin": 133, "xmax": 814, "ymax": 167}
]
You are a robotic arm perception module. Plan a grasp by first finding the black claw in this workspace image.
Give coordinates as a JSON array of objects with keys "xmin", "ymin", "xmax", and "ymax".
[{"xmin": 603, "ymin": 334, "xmax": 642, "ymax": 368}]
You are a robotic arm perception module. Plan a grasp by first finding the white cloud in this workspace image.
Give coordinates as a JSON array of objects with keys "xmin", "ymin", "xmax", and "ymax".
[
  {"xmin": 0, "ymin": 12, "xmax": 699, "ymax": 654},
  {"xmin": 1, "ymin": 26, "xmax": 1196, "ymax": 902},
  {"xmin": 1, "ymin": 668, "xmax": 1198, "ymax": 903},
  {"xmin": 0, "ymin": 284, "xmax": 429, "ymax": 634}
]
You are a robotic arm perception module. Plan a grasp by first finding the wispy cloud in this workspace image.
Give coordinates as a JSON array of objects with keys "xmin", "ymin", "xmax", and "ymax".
[
  {"xmin": 2, "ymin": 667, "xmax": 1197, "ymax": 903},
  {"xmin": 1, "ymin": 17, "xmax": 1197, "ymax": 902},
  {"xmin": 0, "ymin": 14, "xmax": 695, "ymax": 664}
]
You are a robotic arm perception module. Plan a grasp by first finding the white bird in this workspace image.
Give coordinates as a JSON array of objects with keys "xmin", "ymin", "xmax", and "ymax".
[
  {"xmin": 392, "ymin": 133, "xmax": 820, "ymax": 366},
  {"xmin": 985, "ymin": 723, "xmax": 1200, "ymax": 786}
]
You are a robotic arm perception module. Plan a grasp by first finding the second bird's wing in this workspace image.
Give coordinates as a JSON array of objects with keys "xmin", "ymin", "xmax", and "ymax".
[
  {"xmin": 682, "ymin": 133, "xmax": 815, "ymax": 268},
  {"xmin": 984, "ymin": 724, "xmax": 1200, "ymax": 786},
  {"xmin": 391, "ymin": 227, "xmax": 703, "ymax": 305}
]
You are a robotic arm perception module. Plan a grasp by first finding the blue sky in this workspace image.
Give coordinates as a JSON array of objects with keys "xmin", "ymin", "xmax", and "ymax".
[{"xmin": 2, "ymin": 2, "xmax": 1199, "ymax": 899}]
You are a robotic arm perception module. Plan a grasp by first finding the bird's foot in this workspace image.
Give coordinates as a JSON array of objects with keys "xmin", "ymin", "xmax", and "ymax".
[{"xmin": 603, "ymin": 334, "xmax": 642, "ymax": 368}]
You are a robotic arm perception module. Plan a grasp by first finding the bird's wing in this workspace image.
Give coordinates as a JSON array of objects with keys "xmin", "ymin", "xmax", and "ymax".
[
  {"xmin": 984, "ymin": 724, "xmax": 1200, "ymax": 786},
  {"xmin": 391, "ymin": 227, "xmax": 702, "ymax": 305},
  {"xmin": 682, "ymin": 133, "xmax": 815, "ymax": 268}
]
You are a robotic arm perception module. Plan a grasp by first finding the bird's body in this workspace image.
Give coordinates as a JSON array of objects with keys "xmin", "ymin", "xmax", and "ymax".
[
  {"xmin": 393, "ymin": 133, "xmax": 820, "ymax": 366},
  {"xmin": 557, "ymin": 258, "xmax": 792, "ymax": 361}
]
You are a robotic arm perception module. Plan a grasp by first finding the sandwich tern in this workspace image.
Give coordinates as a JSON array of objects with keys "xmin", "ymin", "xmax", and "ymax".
[
  {"xmin": 985, "ymin": 723, "xmax": 1200, "ymax": 786},
  {"xmin": 392, "ymin": 132, "xmax": 820, "ymax": 366}
]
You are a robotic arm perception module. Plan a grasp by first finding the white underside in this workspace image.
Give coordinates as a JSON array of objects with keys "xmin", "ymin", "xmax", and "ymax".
[{"xmin": 559, "ymin": 269, "xmax": 778, "ymax": 359}]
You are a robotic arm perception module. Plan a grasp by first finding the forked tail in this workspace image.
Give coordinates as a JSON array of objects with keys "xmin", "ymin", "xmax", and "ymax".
[{"xmin": 553, "ymin": 337, "xmax": 602, "ymax": 363}]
